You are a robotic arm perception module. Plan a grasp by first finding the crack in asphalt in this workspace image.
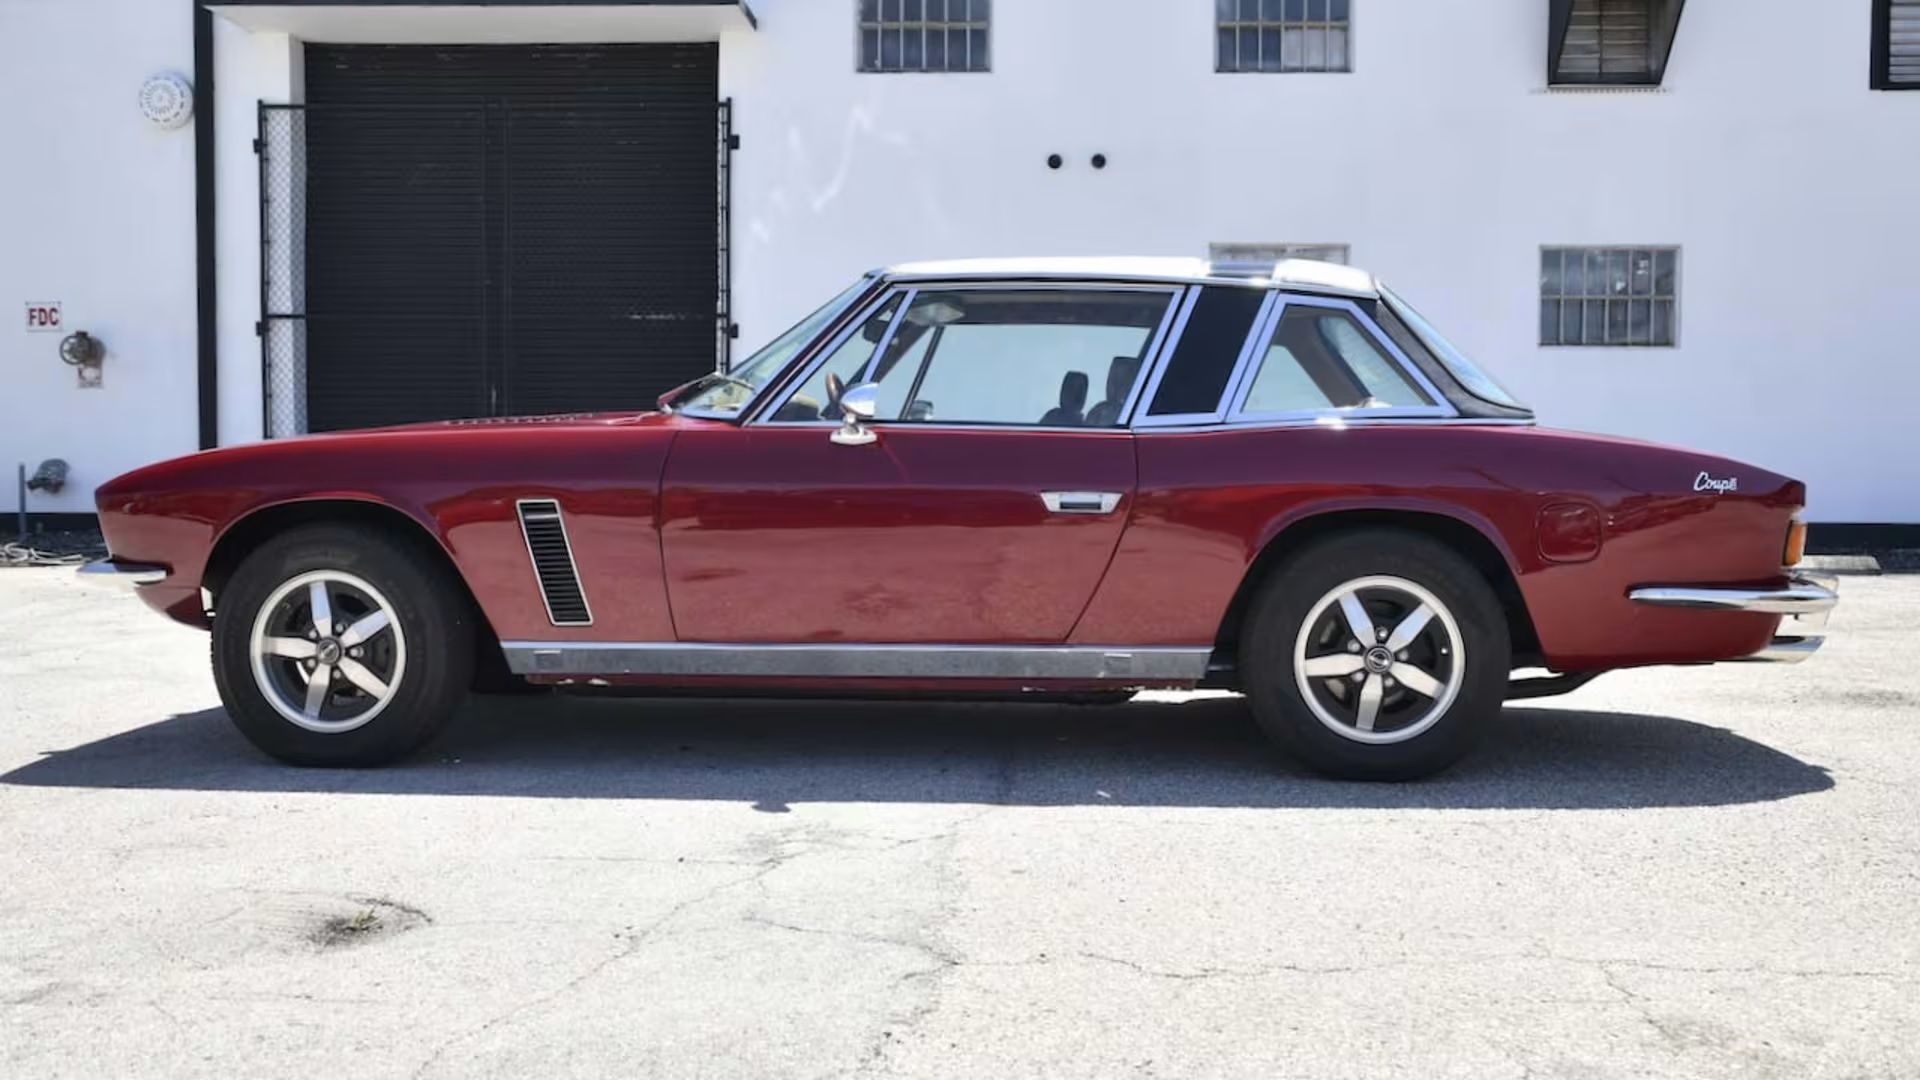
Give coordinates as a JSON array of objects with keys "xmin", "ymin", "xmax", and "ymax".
[
  {"xmin": 407, "ymin": 800, "xmax": 1017, "ymax": 1080},
  {"xmin": 407, "ymin": 847, "xmax": 807, "ymax": 1080},
  {"xmin": 836, "ymin": 754, "xmax": 1019, "ymax": 1080}
]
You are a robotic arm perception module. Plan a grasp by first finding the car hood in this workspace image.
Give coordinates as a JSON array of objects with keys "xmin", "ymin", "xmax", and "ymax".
[{"xmin": 355, "ymin": 410, "xmax": 682, "ymax": 434}]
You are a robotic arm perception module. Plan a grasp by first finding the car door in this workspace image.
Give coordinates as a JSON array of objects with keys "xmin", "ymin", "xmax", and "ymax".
[{"xmin": 658, "ymin": 282, "xmax": 1182, "ymax": 644}]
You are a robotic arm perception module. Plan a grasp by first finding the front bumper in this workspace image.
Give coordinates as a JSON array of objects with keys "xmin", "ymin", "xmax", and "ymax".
[
  {"xmin": 76, "ymin": 558, "xmax": 169, "ymax": 589},
  {"xmin": 1628, "ymin": 573, "xmax": 1839, "ymax": 663}
]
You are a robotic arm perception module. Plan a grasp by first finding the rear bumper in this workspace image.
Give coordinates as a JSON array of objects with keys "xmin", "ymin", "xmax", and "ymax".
[
  {"xmin": 1628, "ymin": 573, "xmax": 1839, "ymax": 664},
  {"xmin": 76, "ymin": 558, "xmax": 169, "ymax": 589}
]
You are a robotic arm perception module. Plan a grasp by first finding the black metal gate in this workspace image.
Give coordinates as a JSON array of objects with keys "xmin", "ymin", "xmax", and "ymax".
[{"xmin": 258, "ymin": 44, "xmax": 732, "ymax": 436}]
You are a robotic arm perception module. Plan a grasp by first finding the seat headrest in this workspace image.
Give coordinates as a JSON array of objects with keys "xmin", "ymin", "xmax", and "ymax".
[
  {"xmin": 1059, "ymin": 370, "xmax": 1089, "ymax": 410},
  {"xmin": 1106, "ymin": 355, "xmax": 1142, "ymax": 400}
]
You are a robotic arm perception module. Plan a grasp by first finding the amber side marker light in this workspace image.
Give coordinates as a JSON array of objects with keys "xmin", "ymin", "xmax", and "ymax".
[{"xmin": 1784, "ymin": 518, "xmax": 1808, "ymax": 567}]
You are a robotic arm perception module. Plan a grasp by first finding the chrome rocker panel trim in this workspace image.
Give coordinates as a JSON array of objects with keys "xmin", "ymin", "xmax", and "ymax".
[
  {"xmin": 76, "ymin": 559, "xmax": 169, "ymax": 589},
  {"xmin": 502, "ymin": 642, "xmax": 1212, "ymax": 681},
  {"xmin": 1629, "ymin": 573, "xmax": 1839, "ymax": 664}
]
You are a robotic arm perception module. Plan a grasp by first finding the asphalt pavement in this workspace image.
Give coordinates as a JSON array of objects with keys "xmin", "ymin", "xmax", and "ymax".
[{"xmin": 2, "ymin": 567, "xmax": 1915, "ymax": 1079}]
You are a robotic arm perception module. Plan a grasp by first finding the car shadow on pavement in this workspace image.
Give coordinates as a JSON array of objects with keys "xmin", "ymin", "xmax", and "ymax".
[{"xmin": 0, "ymin": 694, "xmax": 1832, "ymax": 811}]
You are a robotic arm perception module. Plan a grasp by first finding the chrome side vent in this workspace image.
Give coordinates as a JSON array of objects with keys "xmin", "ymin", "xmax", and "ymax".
[{"xmin": 516, "ymin": 499, "xmax": 592, "ymax": 626}]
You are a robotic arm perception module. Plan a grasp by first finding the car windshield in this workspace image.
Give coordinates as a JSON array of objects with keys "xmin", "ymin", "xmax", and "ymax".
[
  {"xmin": 1380, "ymin": 285, "xmax": 1527, "ymax": 410},
  {"xmin": 676, "ymin": 277, "xmax": 873, "ymax": 416}
]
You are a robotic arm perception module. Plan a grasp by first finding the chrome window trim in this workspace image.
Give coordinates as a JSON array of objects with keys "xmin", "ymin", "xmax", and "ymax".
[
  {"xmin": 1221, "ymin": 294, "xmax": 1457, "ymax": 424},
  {"xmin": 502, "ymin": 641, "xmax": 1211, "ymax": 681},
  {"xmin": 1132, "ymin": 416, "xmax": 1536, "ymax": 435},
  {"xmin": 677, "ymin": 274, "xmax": 879, "ymax": 423},
  {"xmin": 854, "ymin": 287, "xmax": 918, "ymax": 385},
  {"xmin": 1133, "ymin": 289, "xmax": 1281, "ymax": 429},
  {"xmin": 750, "ymin": 280, "xmax": 1182, "ymax": 430},
  {"xmin": 1113, "ymin": 285, "xmax": 1190, "ymax": 426}
]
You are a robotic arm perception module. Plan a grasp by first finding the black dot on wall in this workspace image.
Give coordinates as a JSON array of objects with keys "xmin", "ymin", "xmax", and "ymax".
[
  {"xmin": 1091, "ymin": 153, "xmax": 1108, "ymax": 170},
  {"xmin": 1047, "ymin": 154, "xmax": 1063, "ymax": 170}
]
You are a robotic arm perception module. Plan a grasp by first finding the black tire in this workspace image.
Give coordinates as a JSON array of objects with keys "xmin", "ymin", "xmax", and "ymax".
[
  {"xmin": 1059, "ymin": 690, "xmax": 1139, "ymax": 707},
  {"xmin": 1239, "ymin": 529, "xmax": 1510, "ymax": 781},
  {"xmin": 470, "ymin": 638, "xmax": 551, "ymax": 696},
  {"xmin": 211, "ymin": 523, "xmax": 475, "ymax": 766}
]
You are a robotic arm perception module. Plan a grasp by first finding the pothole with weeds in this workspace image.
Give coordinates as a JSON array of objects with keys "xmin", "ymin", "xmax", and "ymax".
[{"xmin": 306, "ymin": 896, "xmax": 430, "ymax": 949}]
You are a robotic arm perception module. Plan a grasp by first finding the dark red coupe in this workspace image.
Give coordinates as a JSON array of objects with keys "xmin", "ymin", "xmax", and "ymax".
[{"xmin": 85, "ymin": 258, "xmax": 1837, "ymax": 779}]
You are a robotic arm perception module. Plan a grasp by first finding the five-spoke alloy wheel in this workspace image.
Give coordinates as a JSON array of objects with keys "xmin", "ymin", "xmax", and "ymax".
[
  {"xmin": 1293, "ymin": 576, "xmax": 1463, "ymax": 745},
  {"xmin": 213, "ymin": 523, "xmax": 474, "ymax": 766},
  {"xmin": 249, "ymin": 570, "xmax": 406, "ymax": 734},
  {"xmin": 1241, "ymin": 529, "xmax": 1509, "ymax": 780}
]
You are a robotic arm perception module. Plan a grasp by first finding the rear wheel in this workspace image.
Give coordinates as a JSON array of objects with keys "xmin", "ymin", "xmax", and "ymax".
[
  {"xmin": 1239, "ymin": 530, "xmax": 1509, "ymax": 780},
  {"xmin": 211, "ymin": 524, "xmax": 475, "ymax": 766}
]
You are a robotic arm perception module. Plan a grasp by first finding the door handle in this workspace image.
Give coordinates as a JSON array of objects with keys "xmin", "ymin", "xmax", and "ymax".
[{"xmin": 1040, "ymin": 491, "xmax": 1123, "ymax": 514}]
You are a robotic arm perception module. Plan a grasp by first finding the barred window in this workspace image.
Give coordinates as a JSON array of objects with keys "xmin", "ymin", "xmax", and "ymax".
[
  {"xmin": 1874, "ymin": 0, "xmax": 1920, "ymax": 89},
  {"xmin": 859, "ymin": 0, "xmax": 989, "ymax": 73},
  {"xmin": 1216, "ymin": 0, "xmax": 1352, "ymax": 74},
  {"xmin": 1540, "ymin": 247, "xmax": 1678, "ymax": 347},
  {"xmin": 1555, "ymin": 0, "xmax": 1654, "ymax": 84}
]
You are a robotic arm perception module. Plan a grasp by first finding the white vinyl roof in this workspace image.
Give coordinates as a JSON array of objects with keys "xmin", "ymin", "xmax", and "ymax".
[{"xmin": 880, "ymin": 256, "xmax": 1381, "ymax": 298}]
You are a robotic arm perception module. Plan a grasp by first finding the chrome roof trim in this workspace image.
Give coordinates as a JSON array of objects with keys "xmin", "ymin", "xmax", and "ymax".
[{"xmin": 876, "ymin": 256, "xmax": 1381, "ymax": 299}]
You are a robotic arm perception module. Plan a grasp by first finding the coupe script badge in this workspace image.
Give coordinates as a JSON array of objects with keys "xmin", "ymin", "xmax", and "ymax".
[{"xmin": 1693, "ymin": 471, "xmax": 1738, "ymax": 493}]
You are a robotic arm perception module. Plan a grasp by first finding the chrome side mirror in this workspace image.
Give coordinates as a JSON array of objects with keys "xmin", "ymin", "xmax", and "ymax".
[{"xmin": 830, "ymin": 381, "xmax": 880, "ymax": 446}]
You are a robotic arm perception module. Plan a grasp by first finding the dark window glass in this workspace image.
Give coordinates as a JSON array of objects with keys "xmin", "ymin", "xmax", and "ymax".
[{"xmin": 1147, "ymin": 288, "xmax": 1267, "ymax": 416}]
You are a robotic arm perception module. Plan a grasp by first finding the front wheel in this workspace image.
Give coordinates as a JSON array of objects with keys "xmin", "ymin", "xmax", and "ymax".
[
  {"xmin": 211, "ymin": 524, "xmax": 475, "ymax": 766},
  {"xmin": 1239, "ymin": 530, "xmax": 1510, "ymax": 780}
]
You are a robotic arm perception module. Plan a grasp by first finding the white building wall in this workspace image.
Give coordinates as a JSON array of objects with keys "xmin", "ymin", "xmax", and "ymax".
[
  {"xmin": 213, "ymin": 23, "xmax": 302, "ymax": 449},
  {"xmin": 725, "ymin": 0, "xmax": 1917, "ymax": 522},
  {"xmin": 2, "ymin": 0, "xmax": 1915, "ymax": 523},
  {"xmin": 0, "ymin": 0, "xmax": 196, "ymax": 518}
]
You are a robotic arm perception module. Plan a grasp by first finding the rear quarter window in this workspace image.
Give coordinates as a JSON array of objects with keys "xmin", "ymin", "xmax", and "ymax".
[{"xmin": 1145, "ymin": 287, "xmax": 1268, "ymax": 417}]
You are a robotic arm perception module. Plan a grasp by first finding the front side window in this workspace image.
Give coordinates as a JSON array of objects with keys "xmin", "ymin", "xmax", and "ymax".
[
  {"xmin": 777, "ymin": 288, "xmax": 1172, "ymax": 427},
  {"xmin": 1216, "ymin": 0, "xmax": 1352, "ymax": 73},
  {"xmin": 1237, "ymin": 304, "xmax": 1432, "ymax": 416},
  {"xmin": 859, "ymin": 0, "xmax": 990, "ymax": 73},
  {"xmin": 677, "ymin": 278, "xmax": 871, "ymax": 415},
  {"xmin": 1539, "ymin": 247, "xmax": 1677, "ymax": 347},
  {"xmin": 767, "ymin": 295, "xmax": 904, "ymax": 422}
]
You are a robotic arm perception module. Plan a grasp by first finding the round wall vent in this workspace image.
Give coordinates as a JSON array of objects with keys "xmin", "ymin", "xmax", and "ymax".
[{"xmin": 138, "ymin": 72, "xmax": 194, "ymax": 130}]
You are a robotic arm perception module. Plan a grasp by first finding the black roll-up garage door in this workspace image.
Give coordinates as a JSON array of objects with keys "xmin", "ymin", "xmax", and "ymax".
[{"xmin": 301, "ymin": 44, "xmax": 720, "ymax": 431}]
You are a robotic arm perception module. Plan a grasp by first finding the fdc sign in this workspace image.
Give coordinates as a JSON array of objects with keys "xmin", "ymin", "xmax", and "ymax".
[{"xmin": 25, "ymin": 302, "xmax": 62, "ymax": 332}]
